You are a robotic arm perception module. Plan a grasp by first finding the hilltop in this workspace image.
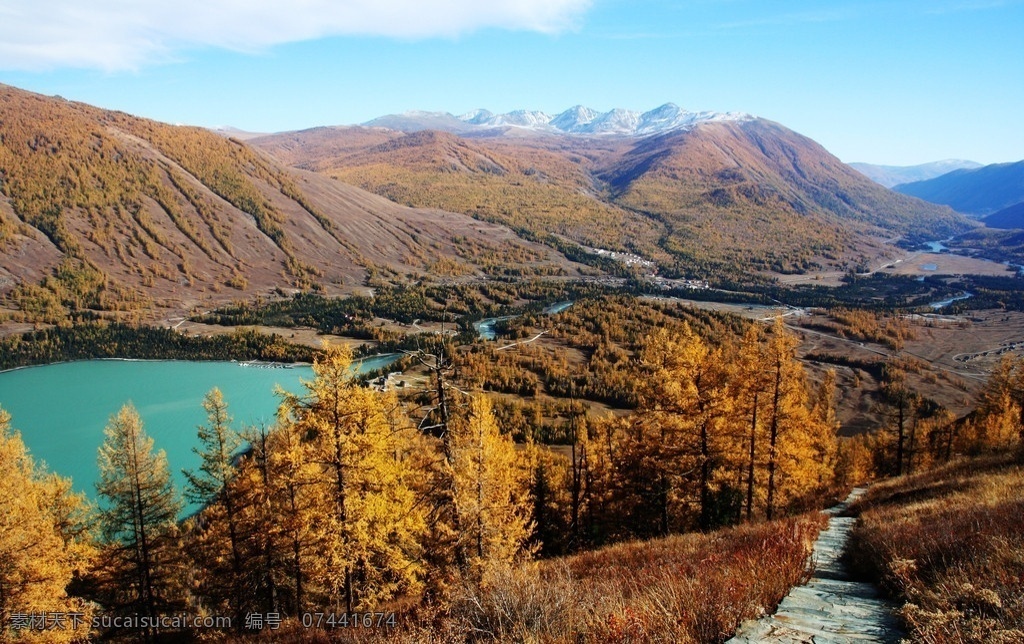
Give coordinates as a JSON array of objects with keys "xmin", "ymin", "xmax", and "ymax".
[{"xmin": 984, "ymin": 201, "xmax": 1024, "ymax": 229}]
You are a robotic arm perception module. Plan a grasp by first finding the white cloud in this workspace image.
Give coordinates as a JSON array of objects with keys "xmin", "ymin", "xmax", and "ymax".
[{"xmin": 0, "ymin": 0, "xmax": 591, "ymax": 71}]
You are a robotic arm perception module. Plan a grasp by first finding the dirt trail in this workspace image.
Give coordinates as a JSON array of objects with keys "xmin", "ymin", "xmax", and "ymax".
[{"xmin": 727, "ymin": 488, "xmax": 904, "ymax": 643}]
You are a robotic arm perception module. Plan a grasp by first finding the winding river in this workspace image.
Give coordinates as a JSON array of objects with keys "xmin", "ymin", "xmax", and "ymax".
[{"xmin": 473, "ymin": 301, "xmax": 575, "ymax": 340}]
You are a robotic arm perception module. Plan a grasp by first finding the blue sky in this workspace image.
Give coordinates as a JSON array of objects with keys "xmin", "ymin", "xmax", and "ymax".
[{"xmin": 1, "ymin": 0, "xmax": 1021, "ymax": 165}]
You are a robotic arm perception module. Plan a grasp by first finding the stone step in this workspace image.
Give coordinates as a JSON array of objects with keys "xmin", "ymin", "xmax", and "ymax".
[{"xmin": 725, "ymin": 488, "xmax": 904, "ymax": 644}]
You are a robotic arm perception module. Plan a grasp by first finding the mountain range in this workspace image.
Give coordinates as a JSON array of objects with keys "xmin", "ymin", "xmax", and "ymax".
[
  {"xmin": 363, "ymin": 103, "xmax": 753, "ymax": 138},
  {"xmin": 849, "ymin": 160, "xmax": 982, "ymax": 189},
  {"xmin": 0, "ymin": 85, "xmax": 973, "ymax": 322},
  {"xmin": 257, "ymin": 109, "xmax": 969, "ymax": 276},
  {"xmin": 892, "ymin": 160, "xmax": 1024, "ymax": 217}
]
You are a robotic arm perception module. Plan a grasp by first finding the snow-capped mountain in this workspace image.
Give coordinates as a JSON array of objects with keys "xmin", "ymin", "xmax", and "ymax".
[
  {"xmin": 481, "ymin": 109, "xmax": 553, "ymax": 129},
  {"xmin": 365, "ymin": 104, "xmax": 752, "ymax": 137},
  {"xmin": 548, "ymin": 105, "xmax": 599, "ymax": 132},
  {"xmin": 454, "ymin": 109, "xmax": 494, "ymax": 125},
  {"xmin": 581, "ymin": 108, "xmax": 642, "ymax": 135}
]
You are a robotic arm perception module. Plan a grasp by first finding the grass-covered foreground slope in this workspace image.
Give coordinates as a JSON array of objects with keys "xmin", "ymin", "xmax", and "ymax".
[
  {"xmin": 847, "ymin": 453, "xmax": 1024, "ymax": 643},
  {"xmin": 299, "ymin": 513, "xmax": 827, "ymax": 644}
]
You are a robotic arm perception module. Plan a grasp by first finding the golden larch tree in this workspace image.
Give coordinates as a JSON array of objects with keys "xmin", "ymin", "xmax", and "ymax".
[
  {"xmin": 0, "ymin": 406, "xmax": 94, "ymax": 644},
  {"xmin": 971, "ymin": 355, "xmax": 1024, "ymax": 452},
  {"xmin": 283, "ymin": 343, "xmax": 426, "ymax": 612},
  {"xmin": 449, "ymin": 395, "xmax": 534, "ymax": 582},
  {"xmin": 637, "ymin": 324, "xmax": 735, "ymax": 532},
  {"xmin": 94, "ymin": 403, "xmax": 184, "ymax": 641},
  {"xmin": 567, "ymin": 398, "xmax": 591, "ymax": 550},
  {"xmin": 731, "ymin": 324, "xmax": 770, "ymax": 521},
  {"xmin": 763, "ymin": 319, "xmax": 836, "ymax": 518},
  {"xmin": 182, "ymin": 388, "xmax": 247, "ymax": 629},
  {"xmin": 264, "ymin": 407, "xmax": 322, "ymax": 615}
]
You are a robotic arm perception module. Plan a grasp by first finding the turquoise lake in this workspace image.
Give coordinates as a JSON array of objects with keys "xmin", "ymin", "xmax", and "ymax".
[{"xmin": 0, "ymin": 355, "xmax": 398, "ymax": 512}]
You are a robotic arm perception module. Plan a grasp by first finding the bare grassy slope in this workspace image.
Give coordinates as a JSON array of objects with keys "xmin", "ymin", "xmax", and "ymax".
[{"xmin": 366, "ymin": 513, "xmax": 827, "ymax": 643}]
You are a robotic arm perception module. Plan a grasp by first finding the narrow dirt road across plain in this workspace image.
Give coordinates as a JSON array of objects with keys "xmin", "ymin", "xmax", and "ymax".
[{"xmin": 727, "ymin": 488, "xmax": 904, "ymax": 643}]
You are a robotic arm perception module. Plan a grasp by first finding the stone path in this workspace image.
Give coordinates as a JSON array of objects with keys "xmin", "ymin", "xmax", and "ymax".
[{"xmin": 727, "ymin": 488, "xmax": 905, "ymax": 643}]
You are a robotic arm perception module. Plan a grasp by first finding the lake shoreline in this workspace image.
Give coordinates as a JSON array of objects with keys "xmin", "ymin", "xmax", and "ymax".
[
  {"xmin": 0, "ymin": 356, "xmax": 318, "ymax": 376},
  {"xmin": 0, "ymin": 351, "xmax": 402, "ymax": 376}
]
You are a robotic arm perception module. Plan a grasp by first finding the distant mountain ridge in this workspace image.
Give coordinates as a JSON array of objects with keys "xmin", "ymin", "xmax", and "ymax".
[
  {"xmin": 363, "ymin": 103, "xmax": 753, "ymax": 138},
  {"xmin": 984, "ymin": 202, "xmax": 1024, "ymax": 230},
  {"xmin": 849, "ymin": 160, "xmax": 982, "ymax": 189},
  {"xmin": 893, "ymin": 160, "xmax": 1024, "ymax": 216}
]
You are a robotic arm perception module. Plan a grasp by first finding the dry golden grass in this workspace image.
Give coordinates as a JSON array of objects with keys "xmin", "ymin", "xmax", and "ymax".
[
  {"xmin": 333, "ymin": 513, "xmax": 826, "ymax": 643},
  {"xmin": 847, "ymin": 453, "xmax": 1024, "ymax": 643}
]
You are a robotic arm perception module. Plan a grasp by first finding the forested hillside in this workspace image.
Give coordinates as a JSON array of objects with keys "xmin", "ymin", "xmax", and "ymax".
[
  {"xmin": 0, "ymin": 85, "xmax": 572, "ymax": 324},
  {"xmin": 3, "ymin": 321, "xmax": 1021, "ymax": 641},
  {"xmin": 984, "ymin": 201, "xmax": 1024, "ymax": 229},
  {"xmin": 0, "ymin": 321, "xmax": 842, "ymax": 641},
  {"xmin": 599, "ymin": 120, "xmax": 971, "ymax": 275}
]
